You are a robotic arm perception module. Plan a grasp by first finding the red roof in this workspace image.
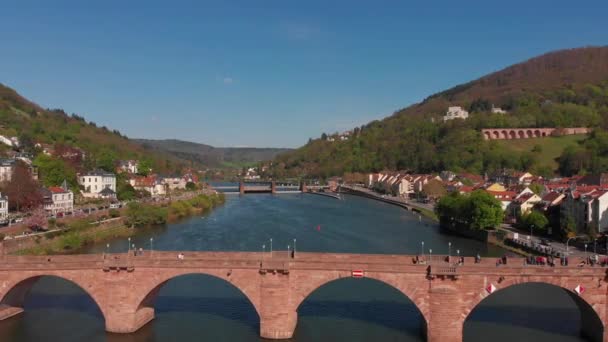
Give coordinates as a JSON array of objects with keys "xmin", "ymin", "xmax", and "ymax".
[
  {"xmin": 486, "ymin": 190, "xmax": 517, "ymax": 200},
  {"xmin": 48, "ymin": 186, "xmax": 68, "ymax": 194},
  {"xmin": 542, "ymin": 192, "xmax": 563, "ymax": 203}
]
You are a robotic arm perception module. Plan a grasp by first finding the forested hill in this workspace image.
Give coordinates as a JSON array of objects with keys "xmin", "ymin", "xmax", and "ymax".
[
  {"xmin": 270, "ymin": 46, "xmax": 608, "ymax": 179},
  {"xmin": 0, "ymin": 83, "xmax": 185, "ymax": 173},
  {"xmin": 135, "ymin": 139, "xmax": 291, "ymax": 169}
]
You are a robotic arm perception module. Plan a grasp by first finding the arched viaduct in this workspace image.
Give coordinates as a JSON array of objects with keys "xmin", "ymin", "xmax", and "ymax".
[
  {"xmin": 0, "ymin": 251, "xmax": 607, "ymax": 342},
  {"xmin": 482, "ymin": 127, "xmax": 590, "ymax": 140}
]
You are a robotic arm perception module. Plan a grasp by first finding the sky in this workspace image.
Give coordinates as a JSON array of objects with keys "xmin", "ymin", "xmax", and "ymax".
[{"xmin": 1, "ymin": 1, "xmax": 607, "ymax": 148}]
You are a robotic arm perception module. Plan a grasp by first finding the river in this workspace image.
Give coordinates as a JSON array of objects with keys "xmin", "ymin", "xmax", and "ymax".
[{"xmin": 0, "ymin": 193, "xmax": 589, "ymax": 341}]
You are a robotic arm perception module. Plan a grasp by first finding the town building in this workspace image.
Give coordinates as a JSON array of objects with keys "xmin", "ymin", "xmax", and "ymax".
[
  {"xmin": 79, "ymin": 170, "xmax": 117, "ymax": 199},
  {"xmin": 130, "ymin": 175, "xmax": 167, "ymax": 197},
  {"xmin": 0, "ymin": 193, "xmax": 8, "ymax": 222},
  {"xmin": 443, "ymin": 106, "xmax": 469, "ymax": 122},
  {"xmin": 561, "ymin": 187, "xmax": 608, "ymax": 234},
  {"xmin": 41, "ymin": 181, "xmax": 74, "ymax": 215},
  {"xmin": 117, "ymin": 160, "xmax": 139, "ymax": 174},
  {"xmin": 491, "ymin": 106, "xmax": 507, "ymax": 114},
  {"xmin": 0, "ymin": 159, "xmax": 15, "ymax": 182}
]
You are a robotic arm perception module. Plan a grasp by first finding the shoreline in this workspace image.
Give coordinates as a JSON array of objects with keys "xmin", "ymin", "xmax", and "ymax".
[
  {"xmin": 341, "ymin": 185, "xmax": 529, "ymax": 256},
  {"xmin": 9, "ymin": 192, "xmax": 225, "ymax": 255}
]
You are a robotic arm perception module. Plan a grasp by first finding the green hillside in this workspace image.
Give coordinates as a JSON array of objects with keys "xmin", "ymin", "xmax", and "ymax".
[
  {"xmin": 493, "ymin": 135, "xmax": 586, "ymax": 172},
  {"xmin": 0, "ymin": 83, "xmax": 185, "ymax": 174},
  {"xmin": 270, "ymin": 46, "xmax": 608, "ymax": 178}
]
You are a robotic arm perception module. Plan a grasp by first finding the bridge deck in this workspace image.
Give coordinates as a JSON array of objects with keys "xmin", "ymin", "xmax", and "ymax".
[{"xmin": 0, "ymin": 252, "xmax": 603, "ymax": 277}]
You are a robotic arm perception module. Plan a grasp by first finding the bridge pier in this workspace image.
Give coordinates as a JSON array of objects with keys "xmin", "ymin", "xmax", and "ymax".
[
  {"xmin": 427, "ymin": 284, "xmax": 464, "ymax": 342},
  {"xmin": 259, "ymin": 270, "xmax": 297, "ymax": 339},
  {"xmin": 300, "ymin": 182, "xmax": 307, "ymax": 193},
  {"xmin": 271, "ymin": 181, "xmax": 276, "ymax": 195},
  {"xmin": 105, "ymin": 307, "xmax": 154, "ymax": 333},
  {"xmin": 239, "ymin": 181, "xmax": 245, "ymax": 195}
]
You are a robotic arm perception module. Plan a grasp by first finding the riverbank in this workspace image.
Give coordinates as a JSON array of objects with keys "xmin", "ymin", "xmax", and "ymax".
[
  {"xmin": 339, "ymin": 185, "xmax": 438, "ymax": 221},
  {"xmin": 9, "ymin": 192, "xmax": 226, "ymax": 255}
]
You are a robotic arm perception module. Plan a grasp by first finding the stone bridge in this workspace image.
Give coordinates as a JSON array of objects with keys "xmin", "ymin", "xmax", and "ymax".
[
  {"xmin": 482, "ymin": 127, "xmax": 590, "ymax": 140},
  {"xmin": 0, "ymin": 251, "xmax": 607, "ymax": 342}
]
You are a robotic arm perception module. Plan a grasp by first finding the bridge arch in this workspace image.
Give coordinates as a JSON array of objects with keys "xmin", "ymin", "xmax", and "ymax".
[
  {"xmin": 463, "ymin": 279, "xmax": 605, "ymax": 342},
  {"xmin": 134, "ymin": 269, "xmax": 262, "ymax": 320},
  {"xmin": 290, "ymin": 271, "xmax": 429, "ymax": 329},
  {"xmin": 0, "ymin": 274, "xmax": 107, "ymax": 323}
]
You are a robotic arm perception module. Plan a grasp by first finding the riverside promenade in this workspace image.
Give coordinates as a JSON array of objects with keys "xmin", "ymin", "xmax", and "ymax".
[{"xmin": 339, "ymin": 184, "xmax": 434, "ymax": 213}]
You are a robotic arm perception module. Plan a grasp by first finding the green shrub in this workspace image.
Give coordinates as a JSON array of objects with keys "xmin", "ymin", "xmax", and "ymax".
[{"xmin": 109, "ymin": 208, "xmax": 120, "ymax": 218}]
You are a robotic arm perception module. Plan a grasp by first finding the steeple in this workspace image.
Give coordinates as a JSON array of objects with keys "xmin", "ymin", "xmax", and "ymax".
[{"xmin": 61, "ymin": 179, "xmax": 68, "ymax": 191}]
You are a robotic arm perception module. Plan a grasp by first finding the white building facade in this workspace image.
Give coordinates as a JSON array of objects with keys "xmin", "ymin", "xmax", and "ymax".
[
  {"xmin": 79, "ymin": 170, "xmax": 117, "ymax": 198},
  {"xmin": 443, "ymin": 106, "xmax": 469, "ymax": 122}
]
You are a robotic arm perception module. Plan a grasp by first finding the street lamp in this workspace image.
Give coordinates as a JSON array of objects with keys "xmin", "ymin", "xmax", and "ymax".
[
  {"xmin": 566, "ymin": 236, "xmax": 579, "ymax": 256},
  {"xmin": 421, "ymin": 241, "xmax": 425, "ymax": 256},
  {"xmin": 287, "ymin": 245, "xmax": 290, "ymax": 257},
  {"xmin": 270, "ymin": 238, "xmax": 273, "ymax": 255},
  {"xmin": 293, "ymin": 239, "xmax": 296, "ymax": 256},
  {"xmin": 530, "ymin": 224, "xmax": 534, "ymax": 241},
  {"xmin": 448, "ymin": 242, "xmax": 452, "ymax": 260},
  {"xmin": 150, "ymin": 238, "xmax": 154, "ymax": 253},
  {"xmin": 429, "ymin": 249, "xmax": 433, "ymax": 264},
  {"xmin": 262, "ymin": 244, "xmax": 266, "ymax": 254},
  {"xmin": 585, "ymin": 244, "xmax": 588, "ymax": 259},
  {"xmin": 128, "ymin": 237, "xmax": 131, "ymax": 252}
]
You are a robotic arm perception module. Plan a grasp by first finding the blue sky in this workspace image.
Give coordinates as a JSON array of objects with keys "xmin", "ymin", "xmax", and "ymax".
[{"xmin": 1, "ymin": 1, "xmax": 607, "ymax": 148}]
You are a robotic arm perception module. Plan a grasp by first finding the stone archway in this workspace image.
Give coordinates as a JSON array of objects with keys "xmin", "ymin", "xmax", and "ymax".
[
  {"xmin": 509, "ymin": 130, "xmax": 516, "ymax": 139},
  {"xmin": 290, "ymin": 270, "xmax": 429, "ymax": 337},
  {"xmin": 534, "ymin": 129, "xmax": 541, "ymax": 137},
  {"xmin": 462, "ymin": 279, "xmax": 606, "ymax": 342},
  {"xmin": 134, "ymin": 269, "xmax": 262, "ymax": 321},
  {"xmin": 0, "ymin": 274, "xmax": 107, "ymax": 324}
]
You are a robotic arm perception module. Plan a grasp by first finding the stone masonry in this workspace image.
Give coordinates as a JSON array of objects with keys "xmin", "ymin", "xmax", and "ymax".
[{"xmin": 0, "ymin": 251, "xmax": 607, "ymax": 341}]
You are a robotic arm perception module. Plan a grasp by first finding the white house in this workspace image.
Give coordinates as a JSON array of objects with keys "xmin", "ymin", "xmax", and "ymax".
[
  {"xmin": 561, "ymin": 188, "xmax": 608, "ymax": 234},
  {"xmin": 443, "ymin": 106, "xmax": 469, "ymax": 122},
  {"xmin": 42, "ymin": 181, "xmax": 74, "ymax": 215},
  {"xmin": 491, "ymin": 106, "xmax": 508, "ymax": 114},
  {"xmin": 163, "ymin": 176, "xmax": 187, "ymax": 191},
  {"xmin": 117, "ymin": 160, "xmax": 139, "ymax": 174},
  {"xmin": 79, "ymin": 170, "xmax": 117, "ymax": 199},
  {"xmin": 0, "ymin": 159, "xmax": 15, "ymax": 182},
  {"xmin": 0, "ymin": 193, "xmax": 8, "ymax": 222},
  {"xmin": 0, "ymin": 135, "xmax": 18, "ymax": 147}
]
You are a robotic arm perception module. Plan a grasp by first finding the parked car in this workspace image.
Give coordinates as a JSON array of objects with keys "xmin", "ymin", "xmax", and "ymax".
[{"xmin": 540, "ymin": 239, "xmax": 551, "ymax": 246}]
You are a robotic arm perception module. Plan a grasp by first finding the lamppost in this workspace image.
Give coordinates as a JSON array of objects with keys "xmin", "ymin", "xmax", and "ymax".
[
  {"xmin": 566, "ymin": 236, "xmax": 578, "ymax": 256},
  {"xmin": 585, "ymin": 244, "xmax": 588, "ymax": 260},
  {"xmin": 457, "ymin": 249, "xmax": 460, "ymax": 259},
  {"xmin": 262, "ymin": 244, "xmax": 266, "ymax": 255},
  {"xmin": 128, "ymin": 237, "xmax": 131, "ymax": 253},
  {"xmin": 448, "ymin": 242, "xmax": 452, "ymax": 261},
  {"xmin": 421, "ymin": 241, "xmax": 424, "ymax": 256},
  {"xmin": 293, "ymin": 239, "xmax": 296, "ymax": 256},
  {"xmin": 270, "ymin": 238, "xmax": 273, "ymax": 256},
  {"xmin": 530, "ymin": 224, "xmax": 534, "ymax": 241},
  {"xmin": 150, "ymin": 238, "xmax": 154, "ymax": 253},
  {"xmin": 594, "ymin": 239, "xmax": 597, "ymax": 255},
  {"xmin": 429, "ymin": 249, "xmax": 433, "ymax": 264},
  {"xmin": 287, "ymin": 245, "xmax": 290, "ymax": 257}
]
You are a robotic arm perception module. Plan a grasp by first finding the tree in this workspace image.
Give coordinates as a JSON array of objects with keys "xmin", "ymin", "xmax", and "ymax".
[
  {"xmin": 33, "ymin": 154, "xmax": 77, "ymax": 189},
  {"xmin": 560, "ymin": 213, "xmax": 577, "ymax": 239},
  {"xmin": 466, "ymin": 190, "xmax": 503, "ymax": 230},
  {"xmin": 137, "ymin": 158, "xmax": 153, "ymax": 176},
  {"xmin": 3, "ymin": 161, "xmax": 42, "ymax": 211},
  {"xmin": 422, "ymin": 179, "xmax": 447, "ymax": 199},
  {"xmin": 528, "ymin": 183, "xmax": 544, "ymax": 195},
  {"xmin": 185, "ymin": 181, "xmax": 197, "ymax": 191},
  {"xmin": 520, "ymin": 210, "xmax": 549, "ymax": 233}
]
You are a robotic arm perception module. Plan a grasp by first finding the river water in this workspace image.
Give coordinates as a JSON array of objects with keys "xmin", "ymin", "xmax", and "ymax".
[{"xmin": 0, "ymin": 193, "xmax": 590, "ymax": 341}]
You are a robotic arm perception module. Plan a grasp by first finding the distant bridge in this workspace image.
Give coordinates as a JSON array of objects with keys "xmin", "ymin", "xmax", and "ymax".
[{"xmin": 213, "ymin": 182, "xmax": 329, "ymax": 195}]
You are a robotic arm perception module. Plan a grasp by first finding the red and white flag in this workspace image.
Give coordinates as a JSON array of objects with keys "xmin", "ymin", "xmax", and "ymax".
[
  {"xmin": 574, "ymin": 284, "xmax": 585, "ymax": 295},
  {"xmin": 486, "ymin": 283, "xmax": 496, "ymax": 294},
  {"xmin": 352, "ymin": 270, "xmax": 364, "ymax": 278}
]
